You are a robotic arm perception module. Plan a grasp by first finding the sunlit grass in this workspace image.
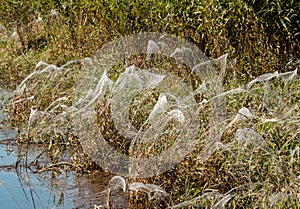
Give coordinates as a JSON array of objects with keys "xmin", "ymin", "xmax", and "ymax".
[{"xmin": 0, "ymin": 0, "xmax": 299, "ymax": 208}]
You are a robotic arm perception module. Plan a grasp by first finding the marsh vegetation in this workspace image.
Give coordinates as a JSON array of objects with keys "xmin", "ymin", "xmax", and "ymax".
[{"xmin": 0, "ymin": 0, "xmax": 299, "ymax": 208}]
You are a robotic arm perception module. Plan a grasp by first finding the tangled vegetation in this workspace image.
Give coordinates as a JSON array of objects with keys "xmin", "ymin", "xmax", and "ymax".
[{"xmin": 0, "ymin": 0, "xmax": 299, "ymax": 208}]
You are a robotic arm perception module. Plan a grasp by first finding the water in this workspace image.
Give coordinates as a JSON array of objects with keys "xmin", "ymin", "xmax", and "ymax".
[
  {"xmin": 0, "ymin": 87, "xmax": 120, "ymax": 209},
  {"xmin": 2, "ymin": 33, "xmax": 299, "ymax": 208},
  {"xmin": 0, "ymin": 136, "xmax": 115, "ymax": 209}
]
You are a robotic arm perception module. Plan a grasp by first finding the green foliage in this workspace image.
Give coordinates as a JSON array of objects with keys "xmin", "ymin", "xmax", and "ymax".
[
  {"xmin": 245, "ymin": 0, "xmax": 299, "ymax": 38},
  {"xmin": 244, "ymin": 0, "xmax": 299, "ymax": 57},
  {"xmin": 0, "ymin": 0, "xmax": 298, "ymax": 72},
  {"xmin": 0, "ymin": 0, "xmax": 299, "ymax": 208}
]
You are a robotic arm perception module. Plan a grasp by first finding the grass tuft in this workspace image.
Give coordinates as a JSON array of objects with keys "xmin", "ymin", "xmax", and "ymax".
[{"xmin": 1, "ymin": 0, "xmax": 299, "ymax": 208}]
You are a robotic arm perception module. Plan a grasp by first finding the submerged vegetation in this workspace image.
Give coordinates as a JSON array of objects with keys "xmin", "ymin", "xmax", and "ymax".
[{"xmin": 0, "ymin": 0, "xmax": 299, "ymax": 208}]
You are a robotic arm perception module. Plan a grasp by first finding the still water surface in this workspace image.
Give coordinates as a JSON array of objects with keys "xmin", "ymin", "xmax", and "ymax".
[{"xmin": 0, "ymin": 87, "xmax": 119, "ymax": 209}]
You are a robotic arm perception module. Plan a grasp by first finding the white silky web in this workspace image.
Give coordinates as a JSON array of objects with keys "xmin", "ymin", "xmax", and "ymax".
[
  {"xmin": 192, "ymin": 54, "xmax": 228, "ymax": 162},
  {"xmin": 72, "ymin": 33, "xmax": 210, "ymax": 177},
  {"xmin": 111, "ymin": 65, "xmax": 166, "ymax": 139},
  {"xmin": 227, "ymin": 107, "xmax": 252, "ymax": 128},
  {"xmin": 235, "ymin": 128, "xmax": 270, "ymax": 153},
  {"xmin": 8, "ymin": 30, "xmax": 299, "ymax": 207},
  {"xmin": 109, "ymin": 176, "xmax": 126, "ymax": 192},
  {"xmin": 147, "ymin": 94, "xmax": 168, "ymax": 122},
  {"xmin": 0, "ymin": 87, "xmax": 17, "ymax": 140}
]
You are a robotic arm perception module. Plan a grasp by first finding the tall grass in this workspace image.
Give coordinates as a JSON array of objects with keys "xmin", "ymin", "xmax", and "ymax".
[
  {"xmin": 0, "ymin": 0, "xmax": 299, "ymax": 208},
  {"xmin": 1, "ymin": 0, "xmax": 298, "ymax": 87}
]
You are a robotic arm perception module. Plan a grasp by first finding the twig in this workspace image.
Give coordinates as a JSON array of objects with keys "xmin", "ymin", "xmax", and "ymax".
[{"xmin": 35, "ymin": 161, "xmax": 75, "ymax": 173}]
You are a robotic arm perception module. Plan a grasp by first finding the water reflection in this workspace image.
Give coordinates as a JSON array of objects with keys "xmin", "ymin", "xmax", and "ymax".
[
  {"xmin": 0, "ymin": 136, "xmax": 118, "ymax": 209},
  {"xmin": 0, "ymin": 86, "xmax": 125, "ymax": 209}
]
